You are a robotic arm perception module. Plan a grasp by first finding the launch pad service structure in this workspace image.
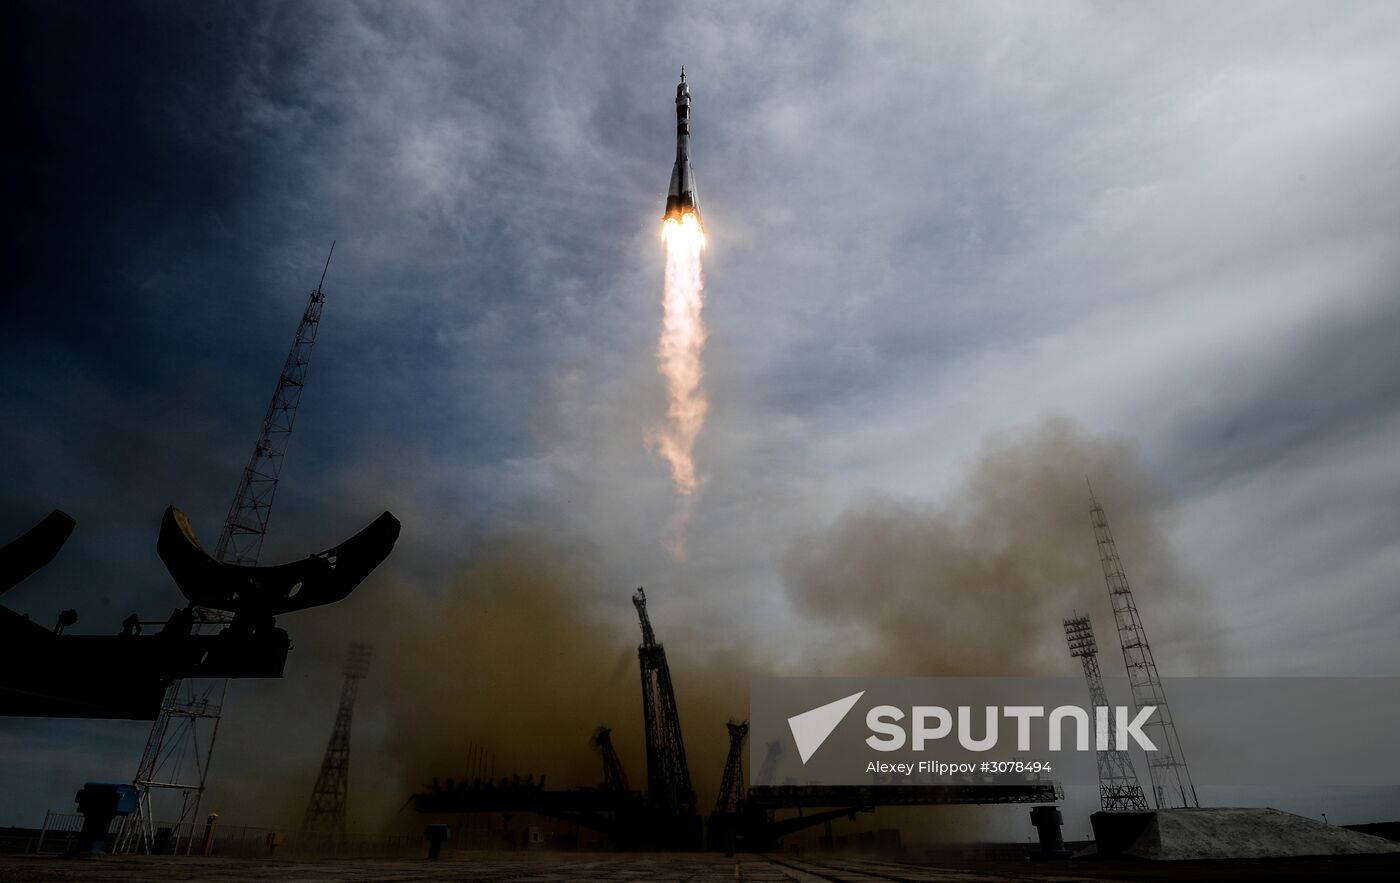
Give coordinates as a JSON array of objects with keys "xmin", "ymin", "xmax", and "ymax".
[{"xmin": 0, "ymin": 247, "xmax": 401, "ymax": 857}]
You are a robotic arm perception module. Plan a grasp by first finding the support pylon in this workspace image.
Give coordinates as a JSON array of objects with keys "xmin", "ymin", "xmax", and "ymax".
[
  {"xmin": 593, "ymin": 726, "xmax": 630, "ymax": 793},
  {"xmin": 713, "ymin": 719, "xmax": 748, "ymax": 815},
  {"xmin": 633, "ymin": 587, "xmax": 701, "ymax": 848}
]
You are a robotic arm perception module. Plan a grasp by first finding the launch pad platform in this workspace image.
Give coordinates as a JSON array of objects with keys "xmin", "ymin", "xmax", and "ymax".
[{"xmin": 4, "ymin": 850, "xmax": 1400, "ymax": 882}]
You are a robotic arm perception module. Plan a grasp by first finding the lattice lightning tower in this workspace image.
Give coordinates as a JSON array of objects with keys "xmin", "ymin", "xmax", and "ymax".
[
  {"xmin": 120, "ymin": 245, "xmax": 335, "ymax": 854},
  {"xmin": 1064, "ymin": 614, "xmax": 1148, "ymax": 811},
  {"xmin": 216, "ymin": 243, "xmax": 333, "ymax": 563},
  {"xmin": 1089, "ymin": 488, "xmax": 1199, "ymax": 809}
]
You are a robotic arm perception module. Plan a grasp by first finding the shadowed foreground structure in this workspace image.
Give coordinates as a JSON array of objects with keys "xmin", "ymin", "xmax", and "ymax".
[{"xmin": 0, "ymin": 507, "xmax": 399, "ymax": 719}]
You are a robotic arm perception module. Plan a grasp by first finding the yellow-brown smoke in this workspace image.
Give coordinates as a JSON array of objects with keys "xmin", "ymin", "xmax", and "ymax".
[
  {"xmin": 207, "ymin": 418, "xmax": 1220, "ymax": 845},
  {"xmin": 647, "ymin": 212, "xmax": 708, "ymax": 558}
]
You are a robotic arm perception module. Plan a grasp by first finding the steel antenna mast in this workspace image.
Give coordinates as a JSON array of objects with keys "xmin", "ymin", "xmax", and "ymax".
[
  {"xmin": 120, "ymin": 244, "xmax": 336, "ymax": 854},
  {"xmin": 217, "ymin": 240, "xmax": 334, "ymax": 564}
]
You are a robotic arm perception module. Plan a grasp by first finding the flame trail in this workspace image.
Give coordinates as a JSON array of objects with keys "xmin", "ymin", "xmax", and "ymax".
[{"xmin": 647, "ymin": 212, "xmax": 708, "ymax": 557}]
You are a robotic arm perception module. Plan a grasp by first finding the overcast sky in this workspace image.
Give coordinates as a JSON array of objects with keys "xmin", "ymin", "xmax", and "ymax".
[{"xmin": 3, "ymin": 0, "xmax": 1399, "ymax": 830}]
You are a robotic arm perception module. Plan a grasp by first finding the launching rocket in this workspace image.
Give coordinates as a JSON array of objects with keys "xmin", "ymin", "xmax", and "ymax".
[
  {"xmin": 664, "ymin": 68, "xmax": 700, "ymax": 224},
  {"xmin": 652, "ymin": 67, "xmax": 707, "ymax": 558}
]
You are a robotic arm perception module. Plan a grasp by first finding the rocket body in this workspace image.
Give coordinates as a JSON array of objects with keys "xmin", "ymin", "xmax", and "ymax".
[{"xmin": 664, "ymin": 69, "xmax": 700, "ymax": 224}]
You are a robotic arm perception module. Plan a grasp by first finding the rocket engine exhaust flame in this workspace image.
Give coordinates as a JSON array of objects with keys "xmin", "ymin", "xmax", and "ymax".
[
  {"xmin": 648, "ymin": 211, "xmax": 708, "ymax": 557},
  {"xmin": 648, "ymin": 70, "xmax": 708, "ymax": 558},
  {"xmin": 650, "ymin": 212, "xmax": 708, "ymax": 486}
]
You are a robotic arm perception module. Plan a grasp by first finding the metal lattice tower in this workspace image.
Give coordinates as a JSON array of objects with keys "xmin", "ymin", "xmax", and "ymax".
[
  {"xmin": 119, "ymin": 681, "xmax": 228, "ymax": 854},
  {"xmin": 1089, "ymin": 489, "xmax": 1199, "ymax": 809},
  {"xmin": 1064, "ymin": 614, "xmax": 1148, "ymax": 811},
  {"xmin": 593, "ymin": 726, "xmax": 630, "ymax": 792},
  {"xmin": 632, "ymin": 587, "xmax": 695, "ymax": 819},
  {"xmin": 713, "ymin": 719, "xmax": 749, "ymax": 815},
  {"xmin": 303, "ymin": 642, "xmax": 372, "ymax": 839},
  {"xmin": 216, "ymin": 242, "xmax": 333, "ymax": 565},
  {"xmin": 119, "ymin": 246, "xmax": 335, "ymax": 854},
  {"xmin": 755, "ymin": 740, "xmax": 781, "ymax": 787}
]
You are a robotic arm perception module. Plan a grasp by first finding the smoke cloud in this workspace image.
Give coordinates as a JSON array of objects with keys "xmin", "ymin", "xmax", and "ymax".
[
  {"xmin": 784, "ymin": 418, "xmax": 1221, "ymax": 678},
  {"xmin": 213, "ymin": 530, "xmax": 754, "ymax": 833},
  {"xmin": 208, "ymin": 417, "xmax": 1220, "ymax": 844},
  {"xmin": 775, "ymin": 417, "xmax": 1223, "ymax": 842}
]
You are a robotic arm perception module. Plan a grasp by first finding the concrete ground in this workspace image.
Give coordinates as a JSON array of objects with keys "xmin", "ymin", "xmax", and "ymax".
[{"xmin": 3, "ymin": 851, "xmax": 1400, "ymax": 882}]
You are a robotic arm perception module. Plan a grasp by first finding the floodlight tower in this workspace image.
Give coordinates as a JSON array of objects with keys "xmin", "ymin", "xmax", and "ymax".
[
  {"xmin": 1064, "ymin": 614, "xmax": 1148, "ymax": 811},
  {"xmin": 120, "ymin": 245, "xmax": 335, "ymax": 854},
  {"xmin": 303, "ymin": 642, "xmax": 372, "ymax": 839},
  {"xmin": 1089, "ymin": 489, "xmax": 1199, "ymax": 809}
]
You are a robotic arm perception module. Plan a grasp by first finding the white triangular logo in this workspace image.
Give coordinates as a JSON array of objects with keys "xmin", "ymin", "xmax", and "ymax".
[{"xmin": 788, "ymin": 691, "xmax": 864, "ymax": 764}]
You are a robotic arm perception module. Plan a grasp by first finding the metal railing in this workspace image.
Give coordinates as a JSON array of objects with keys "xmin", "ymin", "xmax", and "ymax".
[{"xmin": 34, "ymin": 810, "xmax": 116, "ymax": 855}]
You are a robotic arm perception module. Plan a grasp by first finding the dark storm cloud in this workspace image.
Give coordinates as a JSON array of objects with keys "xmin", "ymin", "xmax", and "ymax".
[
  {"xmin": 5, "ymin": 3, "xmax": 268, "ymax": 368},
  {"xmin": 1164, "ymin": 281, "xmax": 1400, "ymax": 494}
]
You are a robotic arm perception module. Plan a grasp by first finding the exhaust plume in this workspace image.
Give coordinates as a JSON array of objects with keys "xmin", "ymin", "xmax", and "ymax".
[{"xmin": 647, "ymin": 212, "xmax": 709, "ymax": 558}]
